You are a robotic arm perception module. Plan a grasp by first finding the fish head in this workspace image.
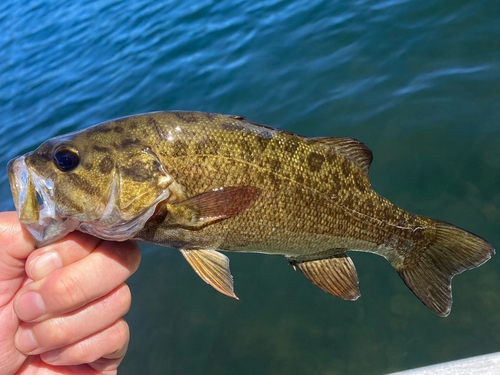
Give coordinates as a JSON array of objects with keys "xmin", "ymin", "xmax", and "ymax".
[{"xmin": 8, "ymin": 119, "xmax": 173, "ymax": 247}]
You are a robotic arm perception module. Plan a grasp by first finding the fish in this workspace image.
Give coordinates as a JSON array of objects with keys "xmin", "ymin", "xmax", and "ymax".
[{"xmin": 7, "ymin": 111, "xmax": 495, "ymax": 316}]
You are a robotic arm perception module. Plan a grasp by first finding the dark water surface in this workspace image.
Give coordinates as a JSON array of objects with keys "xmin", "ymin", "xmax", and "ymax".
[{"xmin": 1, "ymin": 0, "xmax": 499, "ymax": 374}]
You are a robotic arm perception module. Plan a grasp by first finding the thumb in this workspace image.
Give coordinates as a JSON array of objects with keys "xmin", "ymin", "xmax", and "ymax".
[
  {"xmin": 0, "ymin": 212, "xmax": 33, "ymax": 375},
  {"xmin": 0, "ymin": 211, "xmax": 35, "ymax": 307}
]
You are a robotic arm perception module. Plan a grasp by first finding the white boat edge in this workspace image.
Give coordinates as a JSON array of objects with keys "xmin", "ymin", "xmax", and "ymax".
[{"xmin": 386, "ymin": 352, "xmax": 500, "ymax": 375}]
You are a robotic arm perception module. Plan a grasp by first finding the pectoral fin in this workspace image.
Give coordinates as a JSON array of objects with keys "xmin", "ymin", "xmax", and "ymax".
[
  {"xmin": 291, "ymin": 254, "xmax": 361, "ymax": 301},
  {"xmin": 167, "ymin": 186, "xmax": 261, "ymax": 228},
  {"xmin": 180, "ymin": 249, "xmax": 238, "ymax": 299}
]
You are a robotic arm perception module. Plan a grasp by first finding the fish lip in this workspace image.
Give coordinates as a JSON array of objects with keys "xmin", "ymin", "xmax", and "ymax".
[
  {"xmin": 8, "ymin": 156, "xmax": 31, "ymax": 215},
  {"xmin": 7, "ymin": 155, "xmax": 79, "ymax": 248},
  {"xmin": 8, "ymin": 155, "xmax": 41, "ymax": 222}
]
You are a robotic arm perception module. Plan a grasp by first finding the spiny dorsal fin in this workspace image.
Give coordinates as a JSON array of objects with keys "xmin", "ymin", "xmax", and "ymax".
[
  {"xmin": 308, "ymin": 137, "xmax": 373, "ymax": 177},
  {"xmin": 180, "ymin": 249, "xmax": 238, "ymax": 299},
  {"xmin": 290, "ymin": 254, "xmax": 361, "ymax": 301},
  {"xmin": 166, "ymin": 186, "xmax": 261, "ymax": 228}
]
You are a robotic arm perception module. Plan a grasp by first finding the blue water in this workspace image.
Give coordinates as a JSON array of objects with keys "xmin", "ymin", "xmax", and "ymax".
[{"xmin": 1, "ymin": 0, "xmax": 499, "ymax": 374}]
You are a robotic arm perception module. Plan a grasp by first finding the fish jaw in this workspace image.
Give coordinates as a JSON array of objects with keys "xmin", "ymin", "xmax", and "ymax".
[{"xmin": 7, "ymin": 155, "xmax": 80, "ymax": 247}]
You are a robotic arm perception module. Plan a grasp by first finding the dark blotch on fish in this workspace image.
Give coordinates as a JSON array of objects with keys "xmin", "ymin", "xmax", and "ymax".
[
  {"xmin": 98, "ymin": 157, "xmax": 114, "ymax": 175},
  {"xmin": 93, "ymin": 145, "xmax": 111, "ymax": 153},
  {"xmin": 307, "ymin": 152, "xmax": 325, "ymax": 173},
  {"xmin": 120, "ymin": 138, "xmax": 141, "ymax": 148}
]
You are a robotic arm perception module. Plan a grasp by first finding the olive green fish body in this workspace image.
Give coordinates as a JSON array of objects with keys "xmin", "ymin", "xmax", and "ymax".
[
  {"xmin": 126, "ymin": 113, "xmax": 428, "ymax": 263},
  {"xmin": 8, "ymin": 111, "xmax": 494, "ymax": 316}
]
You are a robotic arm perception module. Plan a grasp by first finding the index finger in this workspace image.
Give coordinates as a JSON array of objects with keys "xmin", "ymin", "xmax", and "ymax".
[{"xmin": 14, "ymin": 240, "xmax": 141, "ymax": 322}]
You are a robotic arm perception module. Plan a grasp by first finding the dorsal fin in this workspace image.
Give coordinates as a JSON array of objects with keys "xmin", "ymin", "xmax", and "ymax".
[{"xmin": 308, "ymin": 137, "xmax": 373, "ymax": 177}]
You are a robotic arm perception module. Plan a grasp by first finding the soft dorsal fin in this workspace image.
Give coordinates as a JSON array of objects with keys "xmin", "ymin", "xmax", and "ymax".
[{"xmin": 308, "ymin": 137, "xmax": 373, "ymax": 177}]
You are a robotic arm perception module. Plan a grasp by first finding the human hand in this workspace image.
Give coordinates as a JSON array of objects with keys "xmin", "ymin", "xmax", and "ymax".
[{"xmin": 0, "ymin": 211, "xmax": 141, "ymax": 375}]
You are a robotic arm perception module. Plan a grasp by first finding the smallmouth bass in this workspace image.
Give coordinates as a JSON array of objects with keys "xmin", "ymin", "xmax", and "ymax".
[{"xmin": 7, "ymin": 111, "xmax": 494, "ymax": 316}]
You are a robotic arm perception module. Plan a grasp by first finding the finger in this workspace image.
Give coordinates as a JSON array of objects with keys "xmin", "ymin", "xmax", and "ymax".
[
  {"xmin": 17, "ymin": 356, "xmax": 102, "ymax": 375},
  {"xmin": 14, "ymin": 240, "xmax": 141, "ymax": 322},
  {"xmin": 15, "ymin": 283, "xmax": 131, "ymax": 355},
  {"xmin": 40, "ymin": 318, "xmax": 130, "ymax": 368},
  {"xmin": 26, "ymin": 231, "xmax": 102, "ymax": 281}
]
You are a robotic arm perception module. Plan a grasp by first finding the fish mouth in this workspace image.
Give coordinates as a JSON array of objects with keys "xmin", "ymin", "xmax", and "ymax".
[{"xmin": 8, "ymin": 155, "xmax": 79, "ymax": 248}]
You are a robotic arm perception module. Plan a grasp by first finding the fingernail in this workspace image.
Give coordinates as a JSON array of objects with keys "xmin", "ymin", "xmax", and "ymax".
[
  {"xmin": 42, "ymin": 349, "xmax": 59, "ymax": 363},
  {"xmin": 15, "ymin": 327, "xmax": 38, "ymax": 353},
  {"xmin": 16, "ymin": 291, "xmax": 46, "ymax": 321},
  {"xmin": 29, "ymin": 251, "xmax": 63, "ymax": 279}
]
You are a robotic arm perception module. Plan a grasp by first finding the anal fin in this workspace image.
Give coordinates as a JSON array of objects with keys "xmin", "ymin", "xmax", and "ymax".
[
  {"xmin": 180, "ymin": 249, "xmax": 238, "ymax": 299},
  {"xmin": 292, "ymin": 254, "xmax": 360, "ymax": 301}
]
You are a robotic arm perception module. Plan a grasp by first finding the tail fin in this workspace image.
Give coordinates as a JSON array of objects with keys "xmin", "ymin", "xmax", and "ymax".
[{"xmin": 397, "ymin": 220, "xmax": 495, "ymax": 316}]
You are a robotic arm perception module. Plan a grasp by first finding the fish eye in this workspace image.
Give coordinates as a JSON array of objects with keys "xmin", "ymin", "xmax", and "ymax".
[{"xmin": 53, "ymin": 146, "xmax": 80, "ymax": 172}]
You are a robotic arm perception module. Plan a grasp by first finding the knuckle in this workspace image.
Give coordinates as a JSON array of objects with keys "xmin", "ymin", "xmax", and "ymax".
[
  {"xmin": 72, "ymin": 339, "xmax": 101, "ymax": 364},
  {"xmin": 106, "ymin": 320, "xmax": 130, "ymax": 357},
  {"xmin": 47, "ymin": 318, "xmax": 71, "ymax": 345},
  {"xmin": 32, "ymin": 318, "xmax": 71, "ymax": 349},
  {"xmin": 101, "ymin": 241, "xmax": 141, "ymax": 273},
  {"xmin": 75, "ymin": 320, "xmax": 129, "ymax": 363},
  {"xmin": 110, "ymin": 319, "xmax": 130, "ymax": 345},
  {"xmin": 115, "ymin": 284, "xmax": 132, "ymax": 312},
  {"xmin": 50, "ymin": 269, "xmax": 87, "ymax": 308}
]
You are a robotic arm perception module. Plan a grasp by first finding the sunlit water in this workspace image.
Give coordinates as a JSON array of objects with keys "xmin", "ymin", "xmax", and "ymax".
[{"xmin": 1, "ymin": 0, "xmax": 499, "ymax": 374}]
